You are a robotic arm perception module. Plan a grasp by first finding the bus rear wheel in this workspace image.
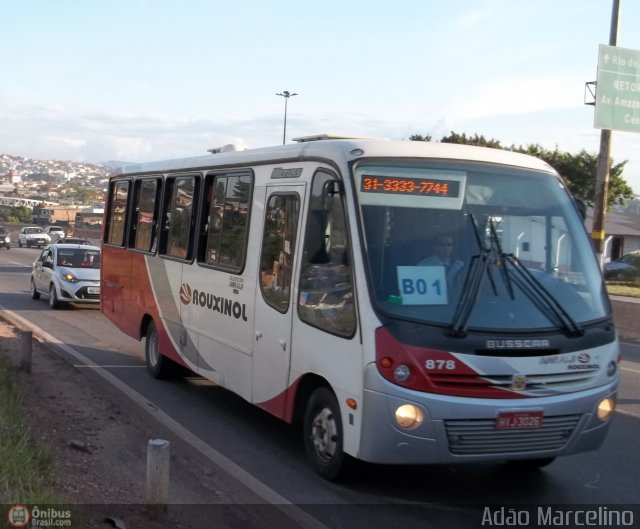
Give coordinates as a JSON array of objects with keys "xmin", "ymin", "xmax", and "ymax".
[
  {"xmin": 145, "ymin": 320, "xmax": 182, "ymax": 379},
  {"xmin": 303, "ymin": 387, "xmax": 350, "ymax": 481}
]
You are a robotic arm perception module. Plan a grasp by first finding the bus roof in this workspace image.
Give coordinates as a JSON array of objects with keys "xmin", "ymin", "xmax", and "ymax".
[{"xmin": 115, "ymin": 136, "xmax": 556, "ymax": 176}]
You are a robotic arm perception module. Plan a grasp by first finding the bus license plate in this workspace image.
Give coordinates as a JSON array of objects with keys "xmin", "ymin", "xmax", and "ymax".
[
  {"xmin": 88, "ymin": 287, "xmax": 100, "ymax": 295},
  {"xmin": 496, "ymin": 411, "xmax": 543, "ymax": 430}
]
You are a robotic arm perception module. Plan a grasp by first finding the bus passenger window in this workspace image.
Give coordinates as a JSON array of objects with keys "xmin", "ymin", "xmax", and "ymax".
[
  {"xmin": 200, "ymin": 172, "xmax": 252, "ymax": 272},
  {"xmin": 159, "ymin": 175, "xmax": 199, "ymax": 260},
  {"xmin": 106, "ymin": 181, "xmax": 130, "ymax": 246},
  {"xmin": 259, "ymin": 193, "xmax": 299, "ymax": 313},
  {"xmin": 133, "ymin": 178, "xmax": 160, "ymax": 253}
]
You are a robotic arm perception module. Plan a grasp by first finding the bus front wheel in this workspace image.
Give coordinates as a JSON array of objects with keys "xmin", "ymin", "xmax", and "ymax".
[
  {"xmin": 506, "ymin": 457, "xmax": 556, "ymax": 470},
  {"xmin": 303, "ymin": 387, "xmax": 350, "ymax": 481},
  {"xmin": 145, "ymin": 320, "xmax": 182, "ymax": 379}
]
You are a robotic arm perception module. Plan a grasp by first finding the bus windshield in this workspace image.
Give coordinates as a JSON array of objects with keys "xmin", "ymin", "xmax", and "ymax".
[{"xmin": 356, "ymin": 160, "xmax": 609, "ymax": 332}]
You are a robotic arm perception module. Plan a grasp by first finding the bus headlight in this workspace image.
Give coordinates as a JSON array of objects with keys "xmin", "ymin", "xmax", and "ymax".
[
  {"xmin": 597, "ymin": 397, "xmax": 615, "ymax": 421},
  {"xmin": 395, "ymin": 404, "xmax": 424, "ymax": 429}
]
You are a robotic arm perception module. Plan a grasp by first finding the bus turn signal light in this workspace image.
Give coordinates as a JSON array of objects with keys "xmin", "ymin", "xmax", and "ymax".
[{"xmin": 379, "ymin": 356, "xmax": 393, "ymax": 369}]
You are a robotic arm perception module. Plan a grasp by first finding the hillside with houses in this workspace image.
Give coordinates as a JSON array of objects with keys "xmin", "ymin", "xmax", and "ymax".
[{"xmin": 0, "ymin": 154, "xmax": 122, "ymax": 227}]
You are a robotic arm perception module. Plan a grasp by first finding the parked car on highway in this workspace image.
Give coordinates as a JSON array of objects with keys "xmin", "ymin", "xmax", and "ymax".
[
  {"xmin": 0, "ymin": 227, "xmax": 10, "ymax": 249},
  {"xmin": 30, "ymin": 243, "xmax": 101, "ymax": 309},
  {"xmin": 18, "ymin": 226, "xmax": 51, "ymax": 248},
  {"xmin": 43, "ymin": 225, "xmax": 66, "ymax": 241},
  {"xmin": 604, "ymin": 252, "xmax": 640, "ymax": 281}
]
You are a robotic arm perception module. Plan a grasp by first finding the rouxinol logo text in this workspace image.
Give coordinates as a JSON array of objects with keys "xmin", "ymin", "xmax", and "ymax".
[{"xmin": 180, "ymin": 283, "xmax": 248, "ymax": 322}]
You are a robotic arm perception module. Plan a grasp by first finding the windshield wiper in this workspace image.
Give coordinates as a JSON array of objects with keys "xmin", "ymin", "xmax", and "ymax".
[
  {"xmin": 450, "ymin": 214, "xmax": 497, "ymax": 337},
  {"xmin": 450, "ymin": 252, "xmax": 489, "ymax": 337},
  {"xmin": 450, "ymin": 214, "xmax": 584, "ymax": 338},
  {"xmin": 486, "ymin": 217, "xmax": 583, "ymax": 336},
  {"xmin": 501, "ymin": 253, "xmax": 584, "ymax": 337},
  {"xmin": 488, "ymin": 218, "xmax": 515, "ymax": 299}
]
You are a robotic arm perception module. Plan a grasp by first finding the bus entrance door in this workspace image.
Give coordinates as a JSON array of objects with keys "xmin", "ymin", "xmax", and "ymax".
[{"xmin": 252, "ymin": 185, "xmax": 304, "ymax": 418}]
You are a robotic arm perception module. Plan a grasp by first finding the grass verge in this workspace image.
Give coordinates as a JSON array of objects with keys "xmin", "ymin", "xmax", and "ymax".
[
  {"xmin": 0, "ymin": 358, "xmax": 55, "ymax": 504},
  {"xmin": 606, "ymin": 281, "xmax": 640, "ymax": 298}
]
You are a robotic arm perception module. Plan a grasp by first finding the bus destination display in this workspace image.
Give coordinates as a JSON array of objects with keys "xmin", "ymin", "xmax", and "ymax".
[{"xmin": 360, "ymin": 175, "xmax": 460, "ymax": 198}]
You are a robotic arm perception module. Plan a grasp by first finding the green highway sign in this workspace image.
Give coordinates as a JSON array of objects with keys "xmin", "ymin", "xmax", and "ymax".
[{"xmin": 594, "ymin": 44, "xmax": 640, "ymax": 133}]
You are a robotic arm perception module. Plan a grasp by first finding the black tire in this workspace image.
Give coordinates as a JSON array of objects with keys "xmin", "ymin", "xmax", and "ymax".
[
  {"xmin": 49, "ymin": 284, "xmax": 60, "ymax": 309},
  {"xmin": 18, "ymin": 240, "xmax": 22, "ymax": 248},
  {"xmin": 303, "ymin": 387, "xmax": 350, "ymax": 481},
  {"xmin": 30, "ymin": 279, "xmax": 40, "ymax": 300},
  {"xmin": 144, "ymin": 320, "xmax": 183, "ymax": 379},
  {"xmin": 506, "ymin": 457, "xmax": 556, "ymax": 470}
]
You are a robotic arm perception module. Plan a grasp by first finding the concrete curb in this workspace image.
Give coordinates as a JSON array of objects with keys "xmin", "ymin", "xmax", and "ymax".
[{"xmin": 610, "ymin": 296, "xmax": 640, "ymax": 344}]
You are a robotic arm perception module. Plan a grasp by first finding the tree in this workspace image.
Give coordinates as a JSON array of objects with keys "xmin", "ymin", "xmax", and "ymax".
[
  {"xmin": 13, "ymin": 206, "xmax": 32, "ymax": 223},
  {"xmin": 410, "ymin": 131, "xmax": 633, "ymax": 207},
  {"xmin": 509, "ymin": 144, "xmax": 632, "ymax": 207},
  {"xmin": 441, "ymin": 132, "xmax": 503, "ymax": 149},
  {"xmin": 408, "ymin": 134, "xmax": 432, "ymax": 142}
]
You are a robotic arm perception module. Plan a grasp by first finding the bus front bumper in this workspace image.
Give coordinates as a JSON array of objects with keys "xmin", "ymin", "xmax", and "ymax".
[{"xmin": 356, "ymin": 366, "xmax": 618, "ymax": 465}]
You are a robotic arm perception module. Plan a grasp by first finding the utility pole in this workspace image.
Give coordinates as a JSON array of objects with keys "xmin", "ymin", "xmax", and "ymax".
[
  {"xmin": 276, "ymin": 91, "xmax": 298, "ymax": 145},
  {"xmin": 592, "ymin": 0, "xmax": 620, "ymax": 260}
]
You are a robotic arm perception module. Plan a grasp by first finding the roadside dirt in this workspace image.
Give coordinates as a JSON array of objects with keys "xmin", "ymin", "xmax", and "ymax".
[{"xmin": 0, "ymin": 316, "xmax": 251, "ymax": 529}]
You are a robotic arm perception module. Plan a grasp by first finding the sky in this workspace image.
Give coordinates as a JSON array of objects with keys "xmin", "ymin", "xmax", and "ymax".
[{"xmin": 2, "ymin": 0, "xmax": 640, "ymax": 193}]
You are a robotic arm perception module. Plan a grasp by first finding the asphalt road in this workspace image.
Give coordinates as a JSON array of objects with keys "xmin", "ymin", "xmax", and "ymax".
[{"xmin": 1, "ymin": 245, "xmax": 639, "ymax": 529}]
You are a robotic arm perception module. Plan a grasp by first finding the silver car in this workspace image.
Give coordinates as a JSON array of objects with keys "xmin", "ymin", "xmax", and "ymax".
[
  {"xmin": 18, "ymin": 226, "xmax": 51, "ymax": 248},
  {"xmin": 30, "ymin": 244, "xmax": 101, "ymax": 309},
  {"xmin": 43, "ymin": 225, "xmax": 66, "ymax": 241}
]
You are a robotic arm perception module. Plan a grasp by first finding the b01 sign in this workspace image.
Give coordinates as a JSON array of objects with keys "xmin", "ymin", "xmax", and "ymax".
[{"xmin": 397, "ymin": 266, "xmax": 448, "ymax": 305}]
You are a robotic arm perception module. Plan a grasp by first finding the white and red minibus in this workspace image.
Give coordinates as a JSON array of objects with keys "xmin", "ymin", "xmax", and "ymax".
[{"xmin": 101, "ymin": 135, "xmax": 618, "ymax": 479}]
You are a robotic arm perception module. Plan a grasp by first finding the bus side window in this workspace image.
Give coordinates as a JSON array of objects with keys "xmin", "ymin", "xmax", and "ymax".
[
  {"xmin": 199, "ymin": 171, "xmax": 252, "ymax": 272},
  {"xmin": 105, "ymin": 180, "xmax": 130, "ymax": 246},
  {"xmin": 132, "ymin": 178, "xmax": 161, "ymax": 253},
  {"xmin": 298, "ymin": 171, "xmax": 356, "ymax": 337},
  {"xmin": 259, "ymin": 193, "xmax": 300, "ymax": 313},
  {"xmin": 159, "ymin": 174, "xmax": 199, "ymax": 260}
]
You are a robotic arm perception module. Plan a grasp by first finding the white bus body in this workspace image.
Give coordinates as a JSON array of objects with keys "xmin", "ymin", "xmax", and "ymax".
[{"xmin": 102, "ymin": 136, "xmax": 618, "ymax": 479}]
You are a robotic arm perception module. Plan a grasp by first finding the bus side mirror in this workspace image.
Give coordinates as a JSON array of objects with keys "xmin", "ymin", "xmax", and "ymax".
[
  {"xmin": 574, "ymin": 197, "xmax": 587, "ymax": 221},
  {"xmin": 305, "ymin": 210, "xmax": 330, "ymax": 264},
  {"xmin": 321, "ymin": 180, "xmax": 343, "ymax": 206},
  {"xmin": 305, "ymin": 180, "xmax": 343, "ymax": 264}
]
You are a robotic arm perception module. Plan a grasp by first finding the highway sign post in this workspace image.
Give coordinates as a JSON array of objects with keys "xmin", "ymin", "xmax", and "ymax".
[{"xmin": 594, "ymin": 44, "xmax": 640, "ymax": 133}]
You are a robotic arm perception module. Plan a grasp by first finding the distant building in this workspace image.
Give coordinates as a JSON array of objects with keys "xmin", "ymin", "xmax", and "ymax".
[
  {"xmin": 32, "ymin": 205, "xmax": 82, "ymax": 226},
  {"xmin": 586, "ymin": 208, "xmax": 640, "ymax": 261},
  {"xmin": 8, "ymin": 168, "xmax": 20, "ymax": 184},
  {"xmin": 75, "ymin": 204, "xmax": 104, "ymax": 226}
]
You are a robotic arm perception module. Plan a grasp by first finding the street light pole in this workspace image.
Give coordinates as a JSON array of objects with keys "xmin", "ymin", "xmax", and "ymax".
[
  {"xmin": 592, "ymin": 0, "xmax": 620, "ymax": 261},
  {"xmin": 276, "ymin": 91, "xmax": 297, "ymax": 145}
]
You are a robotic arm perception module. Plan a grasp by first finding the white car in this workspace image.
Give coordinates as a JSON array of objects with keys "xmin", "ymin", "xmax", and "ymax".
[
  {"xmin": 30, "ymin": 244, "xmax": 101, "ymax": 309},
  {"xmin": 18, "ymin": 226, "xmax": 51, "ymax": 248},
  {"xmin": 43, "ymin": 225, "xmax": 66, "ymax": 241}
]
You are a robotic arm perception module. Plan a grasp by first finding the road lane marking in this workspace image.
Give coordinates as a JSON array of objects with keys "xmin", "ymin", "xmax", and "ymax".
[
  {"xmin": 621, "ymin": 365, "xmax": 640, "ymax": 375},
  {"xmin": 73, "ymin": 364, "xmax": 147, "ymax": 368}
]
